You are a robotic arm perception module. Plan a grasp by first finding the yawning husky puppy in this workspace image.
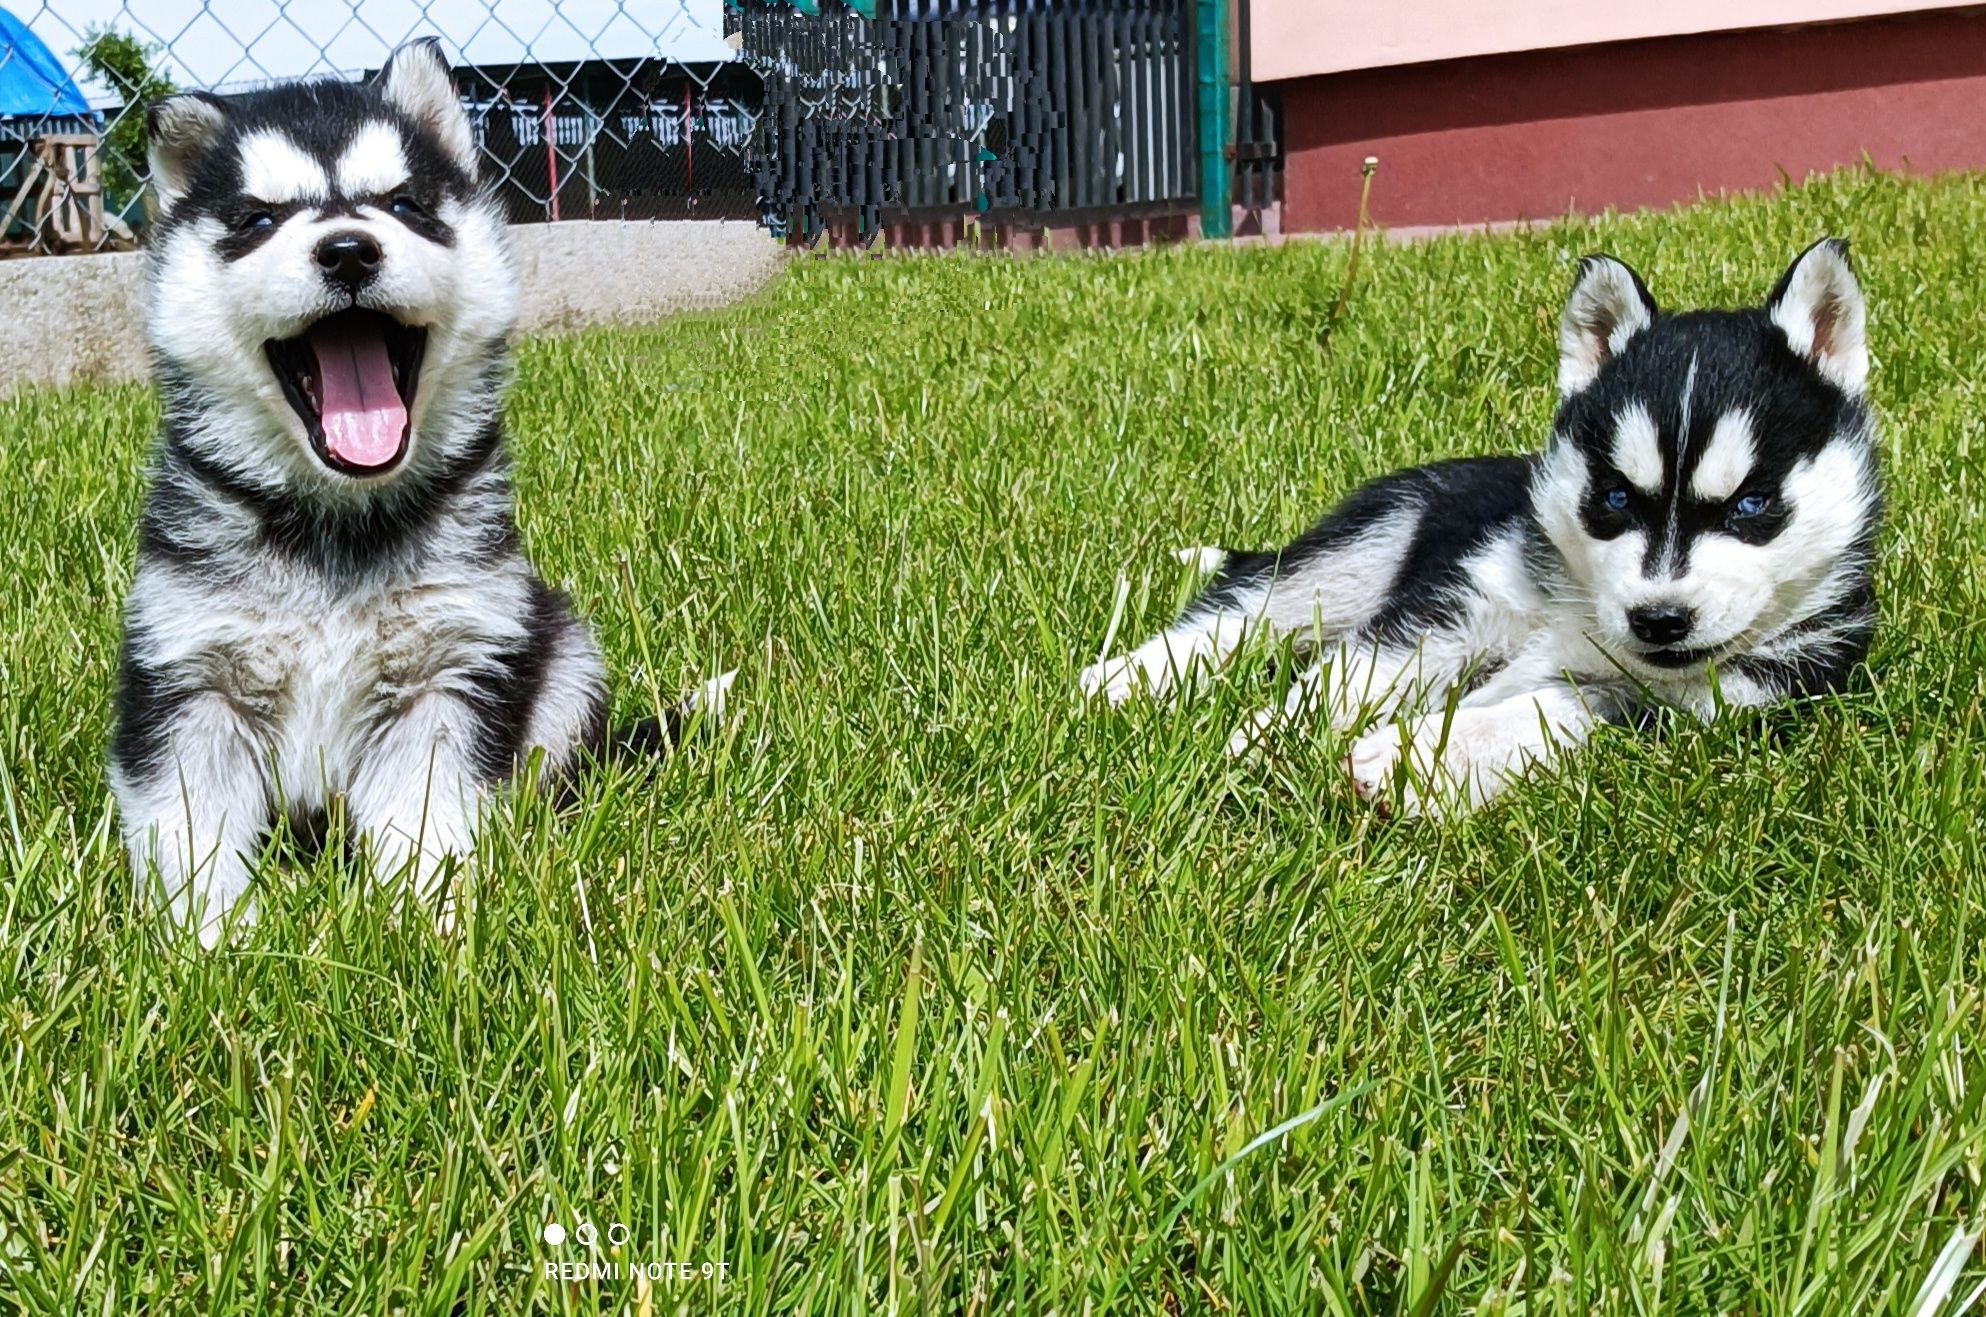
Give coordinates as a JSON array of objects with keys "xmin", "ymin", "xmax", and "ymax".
[
  {"xmin": 110, "ymin": 42, "xmax": 726, "ymax": 942},
  {"xmin": 1081, "ymin": 242, "xmax": 1879, "ymax": 815}
]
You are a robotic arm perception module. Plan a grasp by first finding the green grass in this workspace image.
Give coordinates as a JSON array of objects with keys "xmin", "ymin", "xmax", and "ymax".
[{"xmin": 4, "ymin": 166, "xmax": 1986, "ymax": 1313}]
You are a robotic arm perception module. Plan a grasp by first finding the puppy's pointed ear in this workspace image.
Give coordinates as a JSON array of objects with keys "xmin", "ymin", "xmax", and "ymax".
[
  {"xmin": 1768, "ymin": 238, "xmax": 1867, "ymax": 395},
  {"xmin": 146, "ymin": 93, "xmax": 227, "ymax": 209},
  {"xmin": 1558, "ymin": 255, "xmax": 1657, "ymax": 397},
  {"xmin": 374, "ymin": 38, "xmax": 475, "ymax": 174}
]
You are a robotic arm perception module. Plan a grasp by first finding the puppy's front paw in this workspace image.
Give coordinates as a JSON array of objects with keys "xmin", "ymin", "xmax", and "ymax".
[
  {"xmin": 367, "ymin": 823, "xmax": 472, "ymax": 934},
  {"xmin": 1346, "ymin": 724, "xmax": 1411, "ymax": 815},
  {"xmin": 137, "ymin": 845, "xmax": 257, "ymax": 949},
  {"xmin": 1348, "ymin": 709, "xmax": 1534, "ymax": 819},
  {"xmin": 1225, "ymin": 704, "xmax": 1282, "ymax": 758},
  {"xmin": 188, "ymin": 894, "xmax": 256, "ymax": 949},
  {"xmin": 1078, "ymin": 655, "xmax": 1147, "ymax": 707}
]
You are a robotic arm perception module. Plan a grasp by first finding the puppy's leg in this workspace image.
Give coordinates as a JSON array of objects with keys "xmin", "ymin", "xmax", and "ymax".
[
  {"xmin": 1080, "ymin": 605, "xmax": 1258, "ymax": 707},
  {"xmin": 522, "ymin": 613, "xmax": 609, "ymax": 773},
  {"xmin": 1227, "ymin": 636, "xmax": 1468, "ymax": 757},
  {"xmin": 1085, "ymin": 506, "xmax": 1420, "ymax": 711},
  {"xmin": 349, "ymin": 692, "xmax": 485, "ymax": 913},
  {"xmin": 1225, "ymin": 655, "xmax": 1325, "ymax": 757},
  {"xmin": 1347, "ymin": 682, "xmax": 1601, "ymax": 817},
  {"xmin": 114, "ymin": 693, "xmax": 269, "ymax": 946}
]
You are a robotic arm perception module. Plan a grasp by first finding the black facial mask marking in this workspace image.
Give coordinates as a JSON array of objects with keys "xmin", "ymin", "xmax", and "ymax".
[
  {"xmin": 1554, "ymin": 308, "xmax": 1855, "ymax": 580},
  {"xmin": 152, "ymin": 79, "xmax": 477, "ymax": 240}
]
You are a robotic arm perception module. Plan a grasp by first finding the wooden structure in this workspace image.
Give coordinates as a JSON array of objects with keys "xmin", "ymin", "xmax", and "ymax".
[{"xmin": 1, "ymin": 133, "xmax": 134, "ymax": 256}]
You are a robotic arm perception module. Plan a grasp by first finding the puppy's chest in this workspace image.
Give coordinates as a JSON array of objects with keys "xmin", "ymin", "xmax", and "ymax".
[{"xmin": 165, "ymin": 568, "xmax": 525, "ymax": 784}]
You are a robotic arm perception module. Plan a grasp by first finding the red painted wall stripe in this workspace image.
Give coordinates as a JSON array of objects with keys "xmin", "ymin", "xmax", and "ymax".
[{"xmin": 1279, "ymin": 8, "xmax": 1986, "ymax": 232}]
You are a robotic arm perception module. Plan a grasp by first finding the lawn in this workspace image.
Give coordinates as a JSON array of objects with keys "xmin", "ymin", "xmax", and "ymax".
[{"xmin": 3, "ymin": 166, "xmax": 1985, "ymax": 1314}]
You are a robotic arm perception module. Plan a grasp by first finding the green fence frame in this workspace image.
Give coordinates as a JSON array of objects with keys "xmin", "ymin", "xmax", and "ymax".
[{"xmin": 1196, "ymin": 0, "xmax": 1231, "ymax": 238}]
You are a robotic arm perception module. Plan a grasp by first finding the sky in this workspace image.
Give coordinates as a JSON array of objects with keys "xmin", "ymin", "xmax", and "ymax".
[{"xmin": 20, "ymin": 0, "xmax": 735, "ymax": 101}]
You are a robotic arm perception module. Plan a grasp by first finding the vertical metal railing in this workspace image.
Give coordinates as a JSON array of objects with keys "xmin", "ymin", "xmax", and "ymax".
[
  {"xmin": 740, "ymin": 0, "xmax": 1201, "ymax": 243},
  {"xmin": 1230, "ymin": 0, "xmax": 1280, "ymax": 222}
]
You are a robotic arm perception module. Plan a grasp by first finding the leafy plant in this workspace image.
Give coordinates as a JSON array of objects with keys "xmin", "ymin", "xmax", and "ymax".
[{"xmin": 74, "ymin": 26, "xmax": 177, "ymax": 216}]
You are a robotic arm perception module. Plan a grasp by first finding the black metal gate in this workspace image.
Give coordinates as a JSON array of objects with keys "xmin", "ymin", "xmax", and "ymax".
[
  {"xmin": 737, "ymin": 0, "xmax": 1199, "ymax": 243},
  {"xmin": 1229, "ymin": 0, "xmax": 1282, "ymax": 232}
]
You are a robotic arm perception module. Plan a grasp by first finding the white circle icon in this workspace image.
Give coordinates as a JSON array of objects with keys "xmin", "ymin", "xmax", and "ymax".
[
  {"xmin": 542, "ymin": 1223, "xmax": 566, "ymax": 1246},
  {"xmin": 607, "ymin": 1222, "xmax": 631, "ymax": 1246},
  {"xmin": 574, "ymin": 1221, "xmax": 598, "ymax": 1247}
]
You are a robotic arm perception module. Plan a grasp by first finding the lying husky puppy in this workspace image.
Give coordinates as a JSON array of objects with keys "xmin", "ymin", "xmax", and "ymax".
[
  {"xmin": 110, "ymin": 41, "xmax": 726, "ymax": 941},
  {"xmin": 1082, "ymin": 242, "xmax": 1879, "ymax": 815}
]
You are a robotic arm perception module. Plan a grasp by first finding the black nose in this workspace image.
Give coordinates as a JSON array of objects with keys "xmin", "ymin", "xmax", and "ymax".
[
  {"xmin": 313, "ymin": 231, "xmax": 382, "ymax": 294},
  {"xmin": 1627, "ymin": 604, "xmax": 1695, "ymax": 646}
]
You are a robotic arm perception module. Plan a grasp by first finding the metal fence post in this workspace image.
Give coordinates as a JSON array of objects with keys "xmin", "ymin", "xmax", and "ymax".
[{"xmin": 1196, "ymin": 0, "xmax": 1231, "ymax": 238}]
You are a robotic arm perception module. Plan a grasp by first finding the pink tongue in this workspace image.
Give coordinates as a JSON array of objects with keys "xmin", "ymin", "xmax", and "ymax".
[{"xmin": 309, "ymin": 322, "xmax": 406, "ymax": 469}]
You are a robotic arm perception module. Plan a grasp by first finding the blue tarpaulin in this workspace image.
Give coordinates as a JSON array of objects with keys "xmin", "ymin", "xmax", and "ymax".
[{"xmin": 0, "ymin": 6, "xmax": 90, "ymax": 121}]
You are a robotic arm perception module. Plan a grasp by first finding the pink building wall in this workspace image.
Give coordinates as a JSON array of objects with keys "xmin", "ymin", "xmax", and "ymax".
[
  {"xmin": 1250, "ymin": 0, "xmax": 1983, "ymax": 81},
  {"xmin": 1260, "ymin": 5, "xmax": 1986, "ymax": 233}
]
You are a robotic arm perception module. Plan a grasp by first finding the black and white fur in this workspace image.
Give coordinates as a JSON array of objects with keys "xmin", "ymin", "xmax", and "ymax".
[
  {"xmin": 110, "ymin": 42, "xmax": 727, "ymax": 942},
  {"xmin": 1081, "ymin": 241, "xmax": 1879, "ymax": 815}
]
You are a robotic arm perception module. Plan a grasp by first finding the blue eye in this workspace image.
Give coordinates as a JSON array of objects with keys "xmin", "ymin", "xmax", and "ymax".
[
  {"xmin": 390, "ymin": 195, "xmax": 425, "ymax": 219},
  {"xmin": 1732, "ymin": 492, "xmax": 1770, "ymax": 518},
  {"xmin": 238, "ymin": 210, "xmax": 274, "ymax": 232},
  {"xmin": 1602, "ymin": 486, "xmax": 1630, "ymax": 513}
]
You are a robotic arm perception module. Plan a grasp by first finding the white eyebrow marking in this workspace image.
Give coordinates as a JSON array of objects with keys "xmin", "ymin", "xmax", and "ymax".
[
  {"xmin": 1691, "ymin": 410, "xmax": 1757, "ymax": 502},
  {"xmin": 1657, "ymin": 353, "xmax": 1699, "ymax": 574},
  {"xmin": 236, "ymin": 130, "xmax": 327, "ymax": 204},
  {"xmin": 335, "ymin": 121, "xmax": 409, "ymax": 196},
  {"xmin": 1609, "ymin": 401, "xmax": 1663, "ymax": 495},
  {"xmin": 1674, "ymin": 354, "xmax": 1698, "ymax": 470}
]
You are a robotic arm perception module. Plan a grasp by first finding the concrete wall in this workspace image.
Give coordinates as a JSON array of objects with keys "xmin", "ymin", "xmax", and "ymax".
[
  {"xmin": 1279, "ymin": 7, "xmax": 1986, "ymax": 232},
  {"xmin": 1252, "ymin": 0, "xmax": 1983, "ymax": 82},
  {"xmin": 0, "ymin": 220, "xmax": 785, "ymax": 397}
]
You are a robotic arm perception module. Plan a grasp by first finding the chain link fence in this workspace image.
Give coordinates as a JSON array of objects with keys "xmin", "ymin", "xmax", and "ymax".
[
  {"xmin": 2, "ymin": 0, "xmax": 1212, "ymax": 257},
  {"xmin": 2, "ymin": 0, "xmax": 760, "ymax": 254}
]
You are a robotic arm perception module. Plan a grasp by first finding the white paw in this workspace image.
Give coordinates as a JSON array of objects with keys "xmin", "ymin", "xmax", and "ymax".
[
  {"xmin": 190, "ymin": 898, "xmax": 254, "ymax": 950},
  {"xmin": 145, "ymin": 849, "xmax": 256, "ymax": 949},
  {"xmin": 1078, "ymin": 655, "xmax": 1152, "ymax": 707},
  {"xmin": 1173, "ymin": 545, "xmax": 1229, "ymax": 573},
  {"xmin": 1348, "ymin": 709, "xmax": 1532, "ymax": 818},
  {"xmin": 1346, "ymin": 723, "xmax": 1411, "ymax": 813},
  {"xmin": 1225, "ymin": 704, "xmax": 1282, "ymax": 757},
  {"xmin": 367, "ymin": 824, "xmax": 473, "ymax": 927},
  {"xmin": 688, "ymin": 668, "xmax": 738, "ymax": 721}
]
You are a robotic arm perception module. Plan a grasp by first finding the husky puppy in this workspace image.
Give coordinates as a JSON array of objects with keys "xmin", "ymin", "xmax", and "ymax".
[
  {"xmin": 1081, "ymin": 241, "xmax": 1879, "ymax": 815},
  {"xmin": 111, "ymin": 42, "xmax": 723, "ymax": 942}
]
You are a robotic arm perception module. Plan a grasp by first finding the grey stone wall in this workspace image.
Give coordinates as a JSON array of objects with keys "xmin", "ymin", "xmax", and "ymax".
[{"xmin": 0, "ymin": 220, "xmax": 785, "ymax": 397}]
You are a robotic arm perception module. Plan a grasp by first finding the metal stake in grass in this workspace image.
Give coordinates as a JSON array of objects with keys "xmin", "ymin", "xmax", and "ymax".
[{"xmin": 1320, "ymin": 156, "xmax": 1379, "ymax": 350}]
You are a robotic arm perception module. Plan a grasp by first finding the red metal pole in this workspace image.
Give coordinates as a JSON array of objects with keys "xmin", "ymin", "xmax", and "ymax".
[
  {"xmin": 543, "ymin": 85, "xmax": 560, "ymax": 222},
  {"xmin": 683, "ymin": 85, "xmax": 694, "ymax": 204}
]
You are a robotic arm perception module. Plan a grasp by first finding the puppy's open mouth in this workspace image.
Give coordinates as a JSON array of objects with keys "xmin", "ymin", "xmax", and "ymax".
[{"xmin": 264, "ymin": 309, "xmax": 426, "ymax": 476}]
